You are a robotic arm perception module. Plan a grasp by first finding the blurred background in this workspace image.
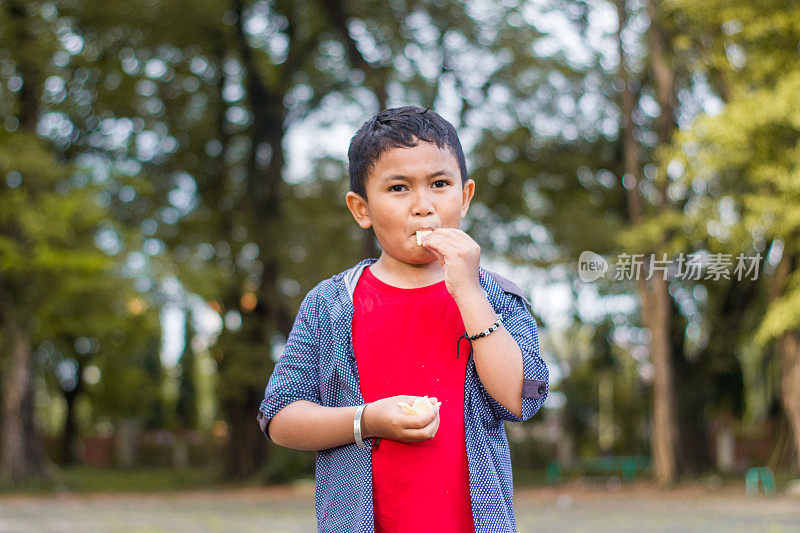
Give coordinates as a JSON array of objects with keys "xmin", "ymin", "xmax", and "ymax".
[{"xmin": 1, "ymin": 0, "xmax": 800, "ymax": 518}]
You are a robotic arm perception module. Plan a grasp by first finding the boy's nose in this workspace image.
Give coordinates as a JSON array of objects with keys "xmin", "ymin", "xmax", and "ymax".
[{"xmin": 411, "ymin": 191, "xmax": 435, "ymax": 215}]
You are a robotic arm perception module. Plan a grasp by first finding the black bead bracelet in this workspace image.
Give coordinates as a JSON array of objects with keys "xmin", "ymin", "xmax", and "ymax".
[{"xmin": 456, "ymin": 314, "xmax": 503, "ymax": 359}]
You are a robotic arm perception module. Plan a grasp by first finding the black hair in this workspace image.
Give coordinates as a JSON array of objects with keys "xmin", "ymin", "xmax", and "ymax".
[{"xmin": 347, "ymin": 106, "xmax": 468, "ymax": 200}]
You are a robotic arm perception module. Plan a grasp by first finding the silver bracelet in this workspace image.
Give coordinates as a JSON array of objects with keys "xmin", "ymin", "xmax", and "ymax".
[{"xmin": 354, "ymin": 404, "xmax": 368, "ymax": 449}]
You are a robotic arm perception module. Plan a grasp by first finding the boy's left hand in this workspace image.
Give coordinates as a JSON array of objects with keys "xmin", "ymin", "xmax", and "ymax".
[{"xmin": 420, "ymin": 228, "xmax": 482, "ymax": 302}]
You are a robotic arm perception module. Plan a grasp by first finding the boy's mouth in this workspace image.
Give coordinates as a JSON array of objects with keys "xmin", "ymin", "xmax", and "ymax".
[{"xmin": 412, "ymin": 226, "xmax": 435, "ymax": 235}]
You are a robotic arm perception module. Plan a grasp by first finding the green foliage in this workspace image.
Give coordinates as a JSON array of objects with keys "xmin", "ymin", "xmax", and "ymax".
[
  {"xmin": 0, "ymin": 130, "xmax": 111, "ymax": 277},
  {"xmin": 554, "ymin": 321, "xmax": 651, "ymax": 458},
  {"xmin": 665, "ymin": 3, "xmax": 800, "ymax": 343},
  {"xmin": 86, "ymin": 310, "xmax": 162, "ymax": 421},
  {"xmin": 258, "ymin": 446, "xmax": 315, "ymax": 485},
  {"xmin": 666, "ymin": 0, "xmax": 800, "ymax": 90}
]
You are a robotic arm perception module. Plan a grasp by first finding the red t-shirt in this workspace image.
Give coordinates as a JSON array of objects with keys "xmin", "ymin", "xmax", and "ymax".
[{"xmin": 352, "ymin": 266, "xmax": 474, "ymax": 533}]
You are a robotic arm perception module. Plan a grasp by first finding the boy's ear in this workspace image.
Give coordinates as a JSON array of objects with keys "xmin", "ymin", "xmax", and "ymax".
[
  {"xmin": 460, "ymin": 179, "xmax": 476, "ymax": 219},
  {"xmin": 345, "ymin": 191, "xmax": 372, "ymax": 229}
]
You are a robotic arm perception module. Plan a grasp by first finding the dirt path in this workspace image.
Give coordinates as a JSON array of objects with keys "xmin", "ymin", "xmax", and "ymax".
[
  {"xmin": 513, "ymin": 481, "xmax": 800, "ymax": 532},
  {"xmin": 1, "ymin": 482, "xmax": 798, "ymax": 532}
]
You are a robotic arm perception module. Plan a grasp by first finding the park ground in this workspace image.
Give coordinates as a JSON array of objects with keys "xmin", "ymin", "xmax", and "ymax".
[{"xmin": 1, "ymin": 478, "xmax": 799, "ymax": 532}]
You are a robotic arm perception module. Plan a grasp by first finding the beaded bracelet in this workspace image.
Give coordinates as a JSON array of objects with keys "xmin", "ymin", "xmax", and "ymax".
[
  {"xmin": 468, "ymin": 313, "xmax": 504, "ymax": 340},
  {"xmin": 456, "ymin": 314, "xmax": 503, "ymax": 359}
]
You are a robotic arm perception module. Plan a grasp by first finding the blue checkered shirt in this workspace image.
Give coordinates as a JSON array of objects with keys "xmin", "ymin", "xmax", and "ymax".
[{"xmin": 258, "ymin": 258, "xmax": 549, "ymax": 532}]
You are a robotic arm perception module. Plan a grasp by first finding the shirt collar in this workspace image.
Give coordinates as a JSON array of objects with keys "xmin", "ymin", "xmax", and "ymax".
[
  {"xmin": 342, "ymin": 257, "xmax": 378, "ymax": 302},
  {"xmin": 334, "ymin": 257, "xmax": 496, "ymax": 305}
]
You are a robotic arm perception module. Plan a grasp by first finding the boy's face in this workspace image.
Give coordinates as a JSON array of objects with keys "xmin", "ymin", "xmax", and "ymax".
[{"xmin": 346, "ymin": 140, "xmax": 475, "ymax": 265}]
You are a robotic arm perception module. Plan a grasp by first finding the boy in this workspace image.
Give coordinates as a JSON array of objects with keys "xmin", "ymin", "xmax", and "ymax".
[{"xmin": 257, "ymin": 106, "xmax": 549, "ymax": 533}]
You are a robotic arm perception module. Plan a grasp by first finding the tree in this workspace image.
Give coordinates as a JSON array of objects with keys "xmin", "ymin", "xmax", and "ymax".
[
  {"xmin": 0, "ymin": 127, "xmax": 115, "ymax": 480},
  {"xmin": 0, "ymin": 0, "xmax": 173, "ymax": 482},
  {"xmin": 610, "ymin": 0, "xmax": 682, "ymax": 485},
  {"xmin": 459, "ymin": 0, "xmax": 694, "ymax": 484},
  {"xmin": 665, "ymin": 0, "xmax": 800, "ymax": 471}
]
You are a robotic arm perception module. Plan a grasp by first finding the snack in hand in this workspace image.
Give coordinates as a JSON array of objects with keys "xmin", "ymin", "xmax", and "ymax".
[
  {"xmin": 416, "ymin": 229, "xmax": 433, "ymax": 246},
  {"xmin": 397, "ymin": 395, "xmax": 442, "ymax": 415}
]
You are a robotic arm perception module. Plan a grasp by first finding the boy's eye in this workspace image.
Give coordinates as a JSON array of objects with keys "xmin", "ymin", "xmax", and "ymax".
[{"xmin": 388, "ymin": 180, "xmax": 450, "ymax": 192}]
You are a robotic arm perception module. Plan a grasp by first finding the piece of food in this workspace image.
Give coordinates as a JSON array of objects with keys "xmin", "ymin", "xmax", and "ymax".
[
  {"xmin": 416, "ymin": 229, "xmax": 433, "ymax": 245},
  {"xmin": 396, "ymin": 402, "xmax": 418, "ymax": 415},
  {"xmin": 396, "ymin": 395, "xmax": 442, "ymax": 415}
]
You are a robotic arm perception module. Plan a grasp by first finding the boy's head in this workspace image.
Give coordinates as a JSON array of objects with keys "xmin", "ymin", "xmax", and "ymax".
[
  {"xmin": 347, "ymin": 106, "xmax": 468, "ymax": 200},
  {"xmin": 345, "ymin": 106, "xmax": 475, "ymax": 265}
]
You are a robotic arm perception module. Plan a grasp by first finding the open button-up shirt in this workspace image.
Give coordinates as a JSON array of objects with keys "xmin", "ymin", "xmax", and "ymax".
[{"xmin": 258, "ymin": 257, "xmax": 549, "ymax": 533}]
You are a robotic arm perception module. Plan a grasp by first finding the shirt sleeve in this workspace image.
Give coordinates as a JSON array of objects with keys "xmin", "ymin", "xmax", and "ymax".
[
  {"xmin": 478, "ymin": 291, "xmax": 549, "ymax": 423},
  {"xmin": 257, "ymin": 288, "xmax": 322, "ymax": 442}
]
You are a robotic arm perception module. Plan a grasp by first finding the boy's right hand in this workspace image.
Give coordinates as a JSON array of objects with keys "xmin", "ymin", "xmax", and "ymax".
[{"xmin": 361, "ymin": 395, "xmax": 440, "ymax": 443}]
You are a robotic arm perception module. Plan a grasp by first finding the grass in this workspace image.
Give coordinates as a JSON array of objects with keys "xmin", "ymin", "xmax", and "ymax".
[
  {"xmin": 4, "ymin": 464, "xmax": 796, "ymax": 496},
  {"xmin": 0, "ymin": 465, "xmax": 226, "ymax": 495}
]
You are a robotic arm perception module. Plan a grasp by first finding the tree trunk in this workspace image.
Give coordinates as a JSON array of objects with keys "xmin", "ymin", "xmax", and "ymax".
[
  {"xmin": 0, "ymin": 317, "xmax": 49, "ymax": 482},
  {"xmin": 647, "ymin": 0, "xmax": 681, "ymax": 485},
  {"xmin": 9, "ymin": 0, "xmax": 40, "ymax": 132},
  {"xmin": 115, "ymin": 418, "xmax": 141, "ymax": 469},
  {"xmin": 224, "ymin": 0, "xmax": 289, "ymax": 479},
  {"xmin": 768, "ymin": 252, "xmax": 800, "ymax": 473},
  {"xmin": 777, "ymin": 330, "xmax": 800, "ymax": 472},
  {"xmin": 640, "ymin": 275, "xmax": 679, "ymax": 484},
  {"xmin": 616, "ymin": 0, "xmax": 679, "ymax": 486},
  {"xmin": 223, "ymin": 389, "xmax": 266, "ymax": 479},
  {"xmin": 646, "ymin": 0, "xmax": 677, "ymax": 150},
  {"xmin": 60, "ymin": 387, "xmax": 80, "ymax": 465},
  {"xmin": 615, "ymin": 0, "xmax": 643, "ymax": 225},
  {"xmin": 0, "ymin": 2, "xmax": 51, "ymax": 484},
  {"xmin": 768, "ymin": 411, "xmax": 798, "ymax": 474}
]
